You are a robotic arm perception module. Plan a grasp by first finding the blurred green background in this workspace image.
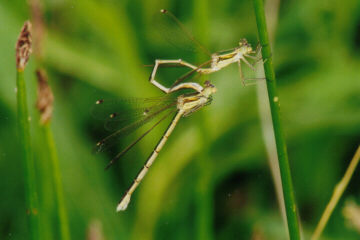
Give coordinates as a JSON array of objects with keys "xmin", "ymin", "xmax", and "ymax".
[{"xmin": 1, "ymin": 0, "xmax": 360, "ymax": 239}]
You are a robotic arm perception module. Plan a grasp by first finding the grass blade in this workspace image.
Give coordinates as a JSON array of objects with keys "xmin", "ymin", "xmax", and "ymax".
[
  {"xmin": 252, "ymin": 1, "xmax": 301, "ymax": 239},
  {"xmin": 35, "ymin": 69, "xmax": 71, "ymax": 240},
  {"xmin": 311, "ymin": 145, "xmax": 360, "ymax": 240},
  {"xmin": 45, "ymin": 124, "xmax": 71, "ymax": 240},
  {"xmin": 16, "ymin": 21, "xmax": 40, "ymax": 240}
]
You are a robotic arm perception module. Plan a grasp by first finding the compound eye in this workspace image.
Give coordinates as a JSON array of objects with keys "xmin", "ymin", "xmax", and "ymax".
[{"xmin": 204, "ymin": 80, "xmax": 215, "ymax": 88}]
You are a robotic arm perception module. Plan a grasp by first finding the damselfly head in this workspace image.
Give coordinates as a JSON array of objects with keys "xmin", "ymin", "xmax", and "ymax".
[
  {"xmin": 238, "ymin": 39, "xmax": 253, "ymax": 54},
  {"xmin": 203, "ymin": 81, "xmax": 217, "ymax": 94},
  {"xmin": 239, "ymin": 38, "xmax": 249, "ymax": 47},
  {"xmin": 204, "ymin": 80, "xmax": 214, "ymax": 88}
]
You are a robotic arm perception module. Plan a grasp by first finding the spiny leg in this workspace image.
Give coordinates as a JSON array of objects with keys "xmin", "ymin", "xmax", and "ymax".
[
  {"xmin": 244, "ymin": 45, "xmax": 268, "ymax": 84},
  {"xmin": 238, "ymin": 60, "xmax": 265, "ymax": 86},
  {"xmin": 244, "ymin": 54, "xmax": 263, "ymax": 64},
  {"xmin": 238, "ymin": 60, "xmax": 246, "ymax": 87},
  {"xmin": 116, "ymin": 110, "xmax": 184, "ymax": 211},
  {"xmin": 150, "ymin": 59, "xmax": 199, "ymax": 93},
  {"xmin": 253, "ymin": 42, "xmax": 262, "ymax": 55},
  {"xmin": 248, "ymin": 43, "xmax": 272, "ymax": 64},
  {"xmin": 241, "ymin": 57, "xmax": 256, "ymax": 71},
  {"xmin": 244, "ymin": 42, "xmax": 266, "ymax": 64},
  {"xmin": 244, "ymin": 54, "xmax": 269, "ymax": 67}
]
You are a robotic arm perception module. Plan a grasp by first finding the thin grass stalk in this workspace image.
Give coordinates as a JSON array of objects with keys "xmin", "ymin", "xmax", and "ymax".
[
  {"xmin": 44, "ymin": 124, "xmax": 71, "ymax": 240},
  {"xmin": 17, "ymin": 70, "xmax": 40, "ymax": 240},
  {"xmin": 311, "ymin": 145, "xmax": 360, "ymax": 240},
  {"xmin": 35, "ymin": 69, "xmax": 71, "ymax": 240},
  {"xmin": 16, "ymin": 21, "xmax": 40, "ymax": 240},
  {"xmin": 252, "ymin": 1, "xmax": 301, "ymax": 239}
]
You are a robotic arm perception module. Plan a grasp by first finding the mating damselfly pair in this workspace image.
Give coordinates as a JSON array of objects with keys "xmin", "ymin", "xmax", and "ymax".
[{"xmin": 92, "ymin": 9, "xmax": 264, "ymax": 211}]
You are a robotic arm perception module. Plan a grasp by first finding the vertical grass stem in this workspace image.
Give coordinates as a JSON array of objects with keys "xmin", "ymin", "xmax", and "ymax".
[
  {"xmin": 44, "ymin": 124, "xmax": 71, "ymax": 240},
  {"xmin": 16, "ymin": 21, "xmax": 40, "ymax": 240},
  {"xmin": 36, "ymin": 69, "xmax": 71, "ymax": 240},
  {"xmin": 252, "ymin": 1, "xmax": 301, "ymax": 239}
]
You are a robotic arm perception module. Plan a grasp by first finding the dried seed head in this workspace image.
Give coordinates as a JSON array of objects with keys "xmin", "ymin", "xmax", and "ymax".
[
  {"xmin": 16, "ymin": 21, "xmax": 32, "ymax": 71},
  {"xmin": 35, "ymin": 69, "xmax": 54, "ymax": 124}
]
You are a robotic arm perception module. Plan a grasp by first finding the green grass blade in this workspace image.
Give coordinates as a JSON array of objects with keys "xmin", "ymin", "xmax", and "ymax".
[
  {"xmin": 252, "ymin": 1, "xmax": 301, "ymax": 239},
  {"xmin": 311, "ymin": 145, "xmax": 360, "ymax": 240},
  {"xmin": 16, "ymin": 21, "xmax": 40, "ymax": 240},
  {"xmin": 17, "ymin": 70, "xmax": 40, "ymax": 240},
  {"xmin": 35, "ymin": 69, "xmax": 71, "ymax": 240},
  {"xmin": 44, "ymin": 124, "xmax": 71, "ymax": 240}
]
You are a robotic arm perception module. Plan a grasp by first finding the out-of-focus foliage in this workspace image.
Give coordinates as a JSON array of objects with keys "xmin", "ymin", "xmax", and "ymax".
[{"xmin": 0, "ymin": 0, "xmax": 359, "ymax": 239}]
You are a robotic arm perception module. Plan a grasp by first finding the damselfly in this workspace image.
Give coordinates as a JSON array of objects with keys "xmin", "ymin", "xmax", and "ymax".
[
  {"xmin": 149, "ymin": 9, "xmax": 263, "ymax": 94},
  {"xmin": 93, "ymin": 81, "xmax": 217, "ymax": 211}
]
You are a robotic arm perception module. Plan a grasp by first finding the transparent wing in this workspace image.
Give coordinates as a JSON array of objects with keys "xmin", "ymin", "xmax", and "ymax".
[
  {"xmin": 92, "ymin": 96, "xmax": 177, "ymax": 153},
  {"xmin": 154, "ymin": 9, "xmax": 211, "ymax": 57},
  {"xmin": 91, "ymin": 96, "xmax": 176, "ymax": 130},
  {"xmin": 104, "ymin": 109, "xmax": 177, "ymax": 170}
]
